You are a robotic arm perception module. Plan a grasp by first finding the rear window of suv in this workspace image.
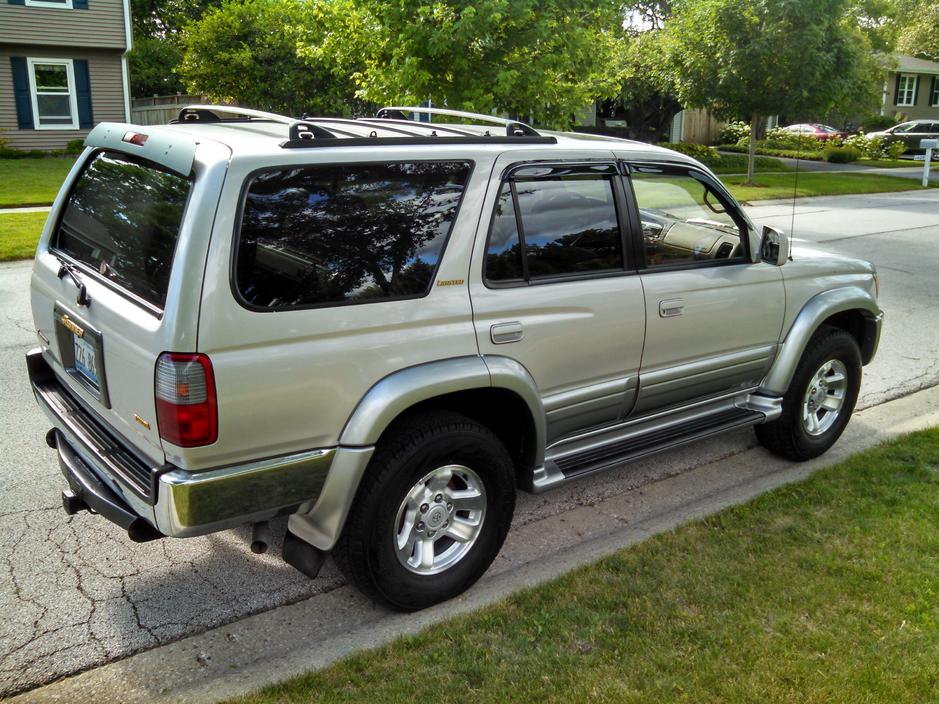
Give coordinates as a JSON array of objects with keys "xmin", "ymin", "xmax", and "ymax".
[
  {"xmin": 53, "ymin": 150, "xmax": 192, "ymax": 310},
  {"xmin": 235, "ymin": 161, "xmax": 472, "ymax": 310}
]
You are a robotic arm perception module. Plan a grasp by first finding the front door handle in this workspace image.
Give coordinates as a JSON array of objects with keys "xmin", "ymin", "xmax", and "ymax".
[
  {"xmin": 490, "ymin": 322, "xmax": 523, "ymax": 344},
  {"xmin": 659, "ymin": 299, "xmax": 684, "ymax": 318}
]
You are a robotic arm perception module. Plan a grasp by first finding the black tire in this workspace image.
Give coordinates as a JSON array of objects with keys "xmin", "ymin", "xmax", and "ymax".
[
  {"xmin": 756, "ymin": 325, "xmax": 862, "ymax": 461},
  {"xmin": 333, "ymin": 410, "xmax": 516, "ymax": 611}
]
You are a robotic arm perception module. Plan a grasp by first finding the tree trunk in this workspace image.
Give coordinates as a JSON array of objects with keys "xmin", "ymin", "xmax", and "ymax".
[{"xmin": 747, "ymin": 113, "xmax": 759, "ymax": 186}]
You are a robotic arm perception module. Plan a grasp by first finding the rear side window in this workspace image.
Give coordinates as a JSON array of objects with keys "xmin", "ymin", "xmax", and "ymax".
[
  {"xmin": 54, "ymin": 150, "xmax": 192, "ymax": 309},
  {"xmin": 486, "ymin": 165, "xmax": 624, "ymax": 283},
  {"xmin": 236, "ymin": 161, "xmax": 472, "ymax": 310}
]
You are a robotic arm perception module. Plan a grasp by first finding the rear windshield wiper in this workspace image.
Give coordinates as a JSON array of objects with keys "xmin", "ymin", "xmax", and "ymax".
[{"xmin": 54, "ymin": 254, "xmax": 91, "ymax": 307}]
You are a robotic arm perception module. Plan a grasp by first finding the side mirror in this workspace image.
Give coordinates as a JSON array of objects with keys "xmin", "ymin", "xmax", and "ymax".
[{"xmin": 760, "ymin": 225, "xmax": 789, "ymax": 266}]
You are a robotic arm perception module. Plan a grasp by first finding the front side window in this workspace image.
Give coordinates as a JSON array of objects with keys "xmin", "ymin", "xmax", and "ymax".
[
  {"xmin": 28, "ymin": 58, "xmax": 77, "ymax": 129},
  {"xmin": 897, "ymin": 74, "xmax": 917, "ymax": 107},
  {"xmin": 236, "ymin": 161, "xmax": 472, "ymax": 310},
  {"xmin": 54, "ymin": 151, "xmax": 192, "ymax": 309},
  {"xmin": 629, "ymin": 166, "xmax": 747, "ymax": 269},
  {"xmin": 486, "ymin": 165, "xmax": 624, "ymax": 283}
]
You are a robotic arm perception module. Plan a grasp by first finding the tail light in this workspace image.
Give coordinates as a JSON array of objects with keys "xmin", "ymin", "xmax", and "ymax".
[{"xmin": 154, "ymin": 353, "xmax": 217, "ymax": 447}]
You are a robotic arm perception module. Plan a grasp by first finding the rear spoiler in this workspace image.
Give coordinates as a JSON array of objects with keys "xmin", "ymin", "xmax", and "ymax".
[{"xmin": 84, "ymin": 122, "xmax": 195, "ymax": 177}]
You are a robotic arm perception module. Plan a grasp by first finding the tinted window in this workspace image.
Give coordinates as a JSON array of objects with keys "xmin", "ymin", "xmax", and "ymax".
[
  {"xmin": 630, "ymin": 167, "xmax": 746, "ymax": 268},
  {"xmin": 485, "ymin": 184, "xmax": 524, "ymax": 281},
  {"xmin": 485, "ymin": 170, "xmax": 623, "ymax": 282},
  {"xmin": 236, "ymin": 161, "xmax": 471, "ymax": 309},
  {"xmin": 54, "ymin": 150, "xmax": 192, "ymax": 309}
]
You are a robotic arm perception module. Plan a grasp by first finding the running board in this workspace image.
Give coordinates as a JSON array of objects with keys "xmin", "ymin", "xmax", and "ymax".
[{"xmin": 530, "ymin": 393, "xmax": 779, "ymax": 492}]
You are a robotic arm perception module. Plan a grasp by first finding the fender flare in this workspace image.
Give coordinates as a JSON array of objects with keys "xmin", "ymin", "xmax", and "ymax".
[
  {"xmin": 290, "ymin": 356, "xmax": 546, "ymax": 551},
  {"xmin": 338, "ymin": 355, "xmax": 545, "ymax": 461},
  {"xmin": 761, "ymin": 286, "xmax": 881, "ymax": 395}
]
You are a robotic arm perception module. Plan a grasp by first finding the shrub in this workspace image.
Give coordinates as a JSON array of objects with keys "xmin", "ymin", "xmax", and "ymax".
[
  {"xmin": 822, "ymin": 146, "xmax": 860, "ymax": 163},
  {"xmin": 718, "ymin": 143, "xmax": 824, "ymax": 160},
  {"xmin": 657, "ymin": 142, "xmax": 718, "ymax": 160},
  {"xmin": 717, "ymin": 121, "xmax": 750, "ymax": 146},
  {"xmin": 65, "ymin": 139, "xmax": 85, "ymax": 154},
  {"xmin": 764, "ymin": 127, "xmax": 822, "ymax": 151},
  {"xmin": 843, "ymin": 133, "xmax": 900, "ymax": 160},
  {"xmin": 886, "ymin": 140, "xmax": 907, "ymax": 160}
]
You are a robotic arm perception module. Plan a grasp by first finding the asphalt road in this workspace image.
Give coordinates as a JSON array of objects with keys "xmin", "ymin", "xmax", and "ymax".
[{"xmin": 1, "ymin": 189, "xmax": 938, "ymax": 697}]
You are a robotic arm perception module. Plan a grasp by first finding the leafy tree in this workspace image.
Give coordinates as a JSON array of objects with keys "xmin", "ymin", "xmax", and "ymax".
[
  {"xmin": 128, "ymin": 0, "xmax": 213, "ymax": 96},
  {"xmin": 897, "ymin": 1, "xmax": 939, "ymax": 59},
  {"xmin": 345, "ymin": 0, "xmax": 622, "ymax": 129},
  {"xmin": 665, "ymin": 0, "xmax": 879, "ymax": 183},
  {"xmin": 179, "ymin": 0, "xmax": 363, "ymax": 117},
  {"xmin": 604, "ymin": 19, "xmax": 682, "ymax": 142}
]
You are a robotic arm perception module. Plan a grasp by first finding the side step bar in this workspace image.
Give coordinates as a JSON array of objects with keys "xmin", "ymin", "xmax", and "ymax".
[
  {"xmin": 530, "ymin": 393, "xmax": 781, "ymax": 492},
  {"xmin": 558, "ymin": 407, "xmax": 763, "ymax": 479}
]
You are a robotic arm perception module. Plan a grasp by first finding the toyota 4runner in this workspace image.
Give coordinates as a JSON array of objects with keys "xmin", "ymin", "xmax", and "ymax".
[{"xmin": 27, "ymin": 105, "xmax": 883, "ymax": 610}]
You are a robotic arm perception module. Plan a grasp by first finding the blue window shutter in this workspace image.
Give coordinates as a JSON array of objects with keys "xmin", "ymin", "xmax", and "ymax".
[
  {"xmin": 10, "ymin": 57, "xmax": 34, "ymax": 129},
  {"xmin": 893, "ymin": 75, "xmax": 901, "ymax": 105},
  {"xmin": 74, "ymin": 59, "xmax": 93, "ymax": 128},
  {"xmin": 7, "ymin": 0, "xmax": 27, "ymax": 6},
  {"xmin": 74, "ymin": 0, "xmax": 88, "ymax": 8}
]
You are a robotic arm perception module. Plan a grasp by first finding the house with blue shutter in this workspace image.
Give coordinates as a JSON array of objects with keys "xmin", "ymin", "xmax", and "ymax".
[
  {"xmin": 883, "ymin": 53, "xmax": 939, "ymax": 121},
  {"xmin": 1, "ymin": 0, "xmax": 130, "ymax": 150}
]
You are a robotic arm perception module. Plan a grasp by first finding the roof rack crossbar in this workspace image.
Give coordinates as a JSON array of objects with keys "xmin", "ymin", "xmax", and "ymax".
[
  {"xmin": 376, "ymin": 106, "xmax": 541, "ymax": 137},
  {"xmin": 355, "ymin": 117, "xmax": 478, "ymax": 137},
  {"xmin": 300, "ymin": 116, "xmax": 428, "ymax": 138}
]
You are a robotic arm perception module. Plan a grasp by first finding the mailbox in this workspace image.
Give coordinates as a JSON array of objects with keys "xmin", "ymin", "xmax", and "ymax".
[{"xmin": 920, "ymin": 139, "xmax": 936, "ymax": 187}]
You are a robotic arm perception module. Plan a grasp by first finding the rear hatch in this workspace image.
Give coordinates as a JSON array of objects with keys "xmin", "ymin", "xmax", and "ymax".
[{"xmin": 30, "ymin": 128, "xmax": 228, "ymax": 468}]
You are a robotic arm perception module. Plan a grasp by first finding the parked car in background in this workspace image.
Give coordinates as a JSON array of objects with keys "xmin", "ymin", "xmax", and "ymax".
[
  {"xmin": 866, "ymin": 120, "xmax": 939, "ymax": 153},
  {"xmin": 780, "ymin": 123, "xmax": 847, "ymax": 141}
]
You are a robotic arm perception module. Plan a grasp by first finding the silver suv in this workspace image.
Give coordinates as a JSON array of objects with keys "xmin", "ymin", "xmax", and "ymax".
[{"xmin": 27, "ymin": 106, "xmax": 883, "ymax": 610}]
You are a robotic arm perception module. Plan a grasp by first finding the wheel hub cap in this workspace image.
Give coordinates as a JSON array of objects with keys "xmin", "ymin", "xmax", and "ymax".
[
  {"xmin": 393, "ymin": 464, "xmax": 487, "ymax": 576},
  {"xmin": 801, "ymin": 359, "xmax": 848, "ymax": 437}
]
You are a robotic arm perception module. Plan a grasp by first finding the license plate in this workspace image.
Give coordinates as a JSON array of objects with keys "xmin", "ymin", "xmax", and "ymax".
[{"xmin": 73, "ymin": 333, "xmax": 99, "ymax": 387}]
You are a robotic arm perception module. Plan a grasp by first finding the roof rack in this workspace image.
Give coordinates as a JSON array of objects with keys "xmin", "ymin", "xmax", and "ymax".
[
  {"xmin": 375, "ymin": 106, "xmax": 542, "ymax": 137},
  {"xmin": 168, "ymin": 103, "xmax": 557, "ymax": 149},
  {"xmin": 175, "ymin": 104, "xmax": 337, "ymax": 141}
]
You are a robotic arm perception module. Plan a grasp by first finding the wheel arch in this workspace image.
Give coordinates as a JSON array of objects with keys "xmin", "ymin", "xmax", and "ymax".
[
  {"xmin": 761, "ymin": 286, "xmax": 882, "ymax": 396},
  {"xmin": 339, "ymin": 355, "xmax": 546, "ymax": 472}
]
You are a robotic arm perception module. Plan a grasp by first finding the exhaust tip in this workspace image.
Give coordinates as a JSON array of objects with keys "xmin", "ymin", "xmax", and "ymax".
[
  {"xmin": 250, "ymin": 521, "xmax": 272, "ymax": 554},
  {"xmin": 46, "ymin": 428, "xmax": 58, "ymax": 449}
]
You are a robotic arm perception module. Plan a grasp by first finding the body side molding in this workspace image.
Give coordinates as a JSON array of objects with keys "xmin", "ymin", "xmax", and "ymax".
[{"xmin": 761, "ymin": 286, "xmax": 882, "ymax": 395}]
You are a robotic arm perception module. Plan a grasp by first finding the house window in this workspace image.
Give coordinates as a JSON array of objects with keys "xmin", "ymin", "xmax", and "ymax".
[
  {"xmin": 24, "ymin": 0, "xmax": 74, "ymax": 8},
  {"xmin": 27, "ymin": 58, "xmax": 79, "ymax": 130},
  {"xmin": 932, "ymin": 79, "xmax": 939, "ymax": 107},
  {"xmin": 896, "ymin": 74, "xmax": 917, "ymax": 107}
]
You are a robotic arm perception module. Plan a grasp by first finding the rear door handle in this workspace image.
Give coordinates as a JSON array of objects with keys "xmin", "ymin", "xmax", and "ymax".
[
  {"xmin": 490, "ymin": 322, "xmax": 523, "ymax": 344},
  {"xmin": 659, "ymin": 299, "xmax": 684, "ymax": 318}
]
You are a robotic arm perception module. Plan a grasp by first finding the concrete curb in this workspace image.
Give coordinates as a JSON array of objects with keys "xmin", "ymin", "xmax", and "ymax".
[
  {"xmin": 11, "ymin": 384, "xmax": 939, "ymax": 704},
  {"xmin": 0, "ymin": 206, "xmax": 51, "ymax": 214}
]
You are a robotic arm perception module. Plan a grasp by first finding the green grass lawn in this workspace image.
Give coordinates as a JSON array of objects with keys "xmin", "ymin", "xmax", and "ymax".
[
  {"xmin": 0, "ymin": 157, "xmax": 75, "ymax": 207},
  {"xmin": 0, "ymin": 211, "xmax": 47, "ymax": 261},
  {"xmin": 726, "ymin": 171, "xmax": 935, "ymax": 202},
  {"xmin": 233, "ymin": 428, "xmax": 939, "ymax": 704},
  {"xmin": 859, "ymin": 158, "xmax": 919, "ymax": 168}
]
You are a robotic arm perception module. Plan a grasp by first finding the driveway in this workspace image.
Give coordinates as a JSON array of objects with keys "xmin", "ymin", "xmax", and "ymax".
[{"xmin": 2, "ymin": 188, "xmax": 938, "ymax": 698}]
